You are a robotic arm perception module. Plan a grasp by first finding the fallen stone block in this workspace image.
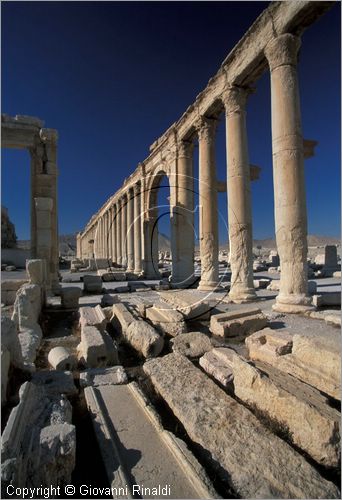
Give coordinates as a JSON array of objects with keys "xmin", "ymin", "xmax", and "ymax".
[
  {"xmin": 31, "ymin": 371, "xmax": 78, "ymax": 396},
  {"xmin": 77, "ymin": 326, "xmax": 118, "ymax": 368},
  {"xmin": 100, "ymin": 293, "xmax": 119, "ymax": 307},
  {"xmin": 48, "ymin": 347, "xmax": 77, "ymax": 371},
  {"xmin": 125, "ymin": 320, "xmax": 164, "ymax": 358},
  {"xmin": 1, "ymin": 316, "xmax": 23, "ymax": 368},
  {"xmin": 253, "ymin": 278, "xmax": 270, "ymax": 289},
  {"xmin": 1, "ymin": 279, "xmax": 28, "ymax": 306},
  {"xmin": 158, "ymin": 291, "xmax": 211, "ymax": 320},
  {"xmin": 79, "ymin": 305, "xmax": 107, "ymax": 332},
  {"xmin": 146, "ymin": 306, "xmax": 187, "ymax": 337},
  {"xmin": 144, "ymin": 354, "xmax": 339, "ymax": 499},
  {"xmin": 199, "ymin": 349, "xmax": 234, "ymax": 387},
  {"xmin": 232, "ymin": 354, "xmax": 340, "ymax": 467},
  {"xmin": 114, "ymin": 285, "xmax": 130, "ymax": 293},
  {"xmin": 246, "ymin": 328, "xmax": 341, "ymax": 400},
  {"xmin": 325, "ymin": 314, "xmax": 341, "ymax": 327},
  {"xmin": 79, "ymin": 366, "xmax": 127, "ymax": 388},
  {"xmin": 60, "ymin": 287, "xmax": 82, "ymax": 309},
  {"xmin": 19, "ymin": 325, "xmax": 43, "ymax": 371},
  {"xmin": 83, "ymin": 275, "xmax": 103, "ymax": 294},
  {"xmin": 312, "ymin": 292, "xmax": 341, "ymax": 307},
  {"xmin": 111, "ymin": 302, "xmax": 135, "ymax": 332},
  {"xmin": 210, "ymin": 307, "xmax": 267, "ymax": 338},
  {"xmin": 267, "ymin": 280, "xmax": 280, "ymax": 291},
  {"xmin": 170, "ymin": 332, "xmax": 212, "ymax": 358},
  {"xmin": 11, "ymin": 283, "xmax": 42, "ymax": 331}
]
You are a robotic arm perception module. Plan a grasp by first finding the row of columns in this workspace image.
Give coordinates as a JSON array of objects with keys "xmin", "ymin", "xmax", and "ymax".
[{"xmin": 79, "ymin": 33, "xmax": 311, "ymax": 313}]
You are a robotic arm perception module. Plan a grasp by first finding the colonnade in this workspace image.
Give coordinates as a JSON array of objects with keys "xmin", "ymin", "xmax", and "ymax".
[{"xmin": 78, "ymin": 0, "xmax": 330, "ymax": 315}]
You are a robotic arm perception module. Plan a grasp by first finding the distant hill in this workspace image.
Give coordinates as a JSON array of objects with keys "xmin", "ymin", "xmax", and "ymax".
[{"xmin": 16, "ymin": 232, "xmax": 340, "ymax": 255}]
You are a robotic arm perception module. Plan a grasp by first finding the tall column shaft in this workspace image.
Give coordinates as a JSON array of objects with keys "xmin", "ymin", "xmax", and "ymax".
[
  {"xmin": 104, "ymin": 211, "xmax": 108, "ymax": 260},
  {"xmin": 197, "ymin": 117, "xmax": 219, "ymax": 290},
  {"xmin": 172, "ymin": 141, "xmax": 195, "ymax": 287},
  {"xmin": 223, "ymin": 86, "xmax": 256, "ymax": 303},
  {"xmin": 126, "ymin": 188, "xmax": 135, "ymax": 272},
  {"xmin": 116, "ymin": 201, "xmax": 122, "ymax": 266},
  {"xmin": 265, "ymin": 34, "xmax": 312, "ymax": 313},
  {"xmin": 111, "ymin": 205, "xmax": 117, "ymax": 264},
  {"xmin": 121, "ymin": 195, "xmax": 127, "ymax": 268},
  {"xmin": 108, "ymin": 208, "xmax": 112, "ymax": 263},
  {"xmin": 134, "ymin": 183, "xmax": 143, "ymax": 274}
]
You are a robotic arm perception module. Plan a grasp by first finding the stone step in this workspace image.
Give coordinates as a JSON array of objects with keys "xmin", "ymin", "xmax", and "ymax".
[
  {"xmin": 144, "ymin": 353, "xmax": 339, "ymax": 499},
  {"xmin": 84, "ymin": 382, "xmax": 218, "ymax": 499}
]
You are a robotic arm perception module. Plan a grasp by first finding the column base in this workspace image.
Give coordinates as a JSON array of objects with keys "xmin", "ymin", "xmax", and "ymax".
[
  {"xmin": 229, "ymin": 287, "xmax": 257, "ymax": 304},
  {"xmin": 273, "ymin": 294, "xmax": 314, "ymax": 314},
  {"xmin": 198, "ymin": 280, "xmax": 219, "ymax": 291},
  {"xmin": 172, "ymin": 274, "xmax": 197, "ymax": 289}
]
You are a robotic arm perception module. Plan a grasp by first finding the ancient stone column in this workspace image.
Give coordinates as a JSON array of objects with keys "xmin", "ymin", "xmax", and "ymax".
[
  {"xmin": 111, "ymin": 204, "xmax": 117, "ymax": 265},
  {"xmin": 172, "ymin": 140, "xmax": 195, "ymax": 287},
  {"xmin": 265, "ymin": 34, "xmax": 312, "ymax": 313},
  {"xmin": 222, "ymin": 86, "xmax": 256, "ymax": 303},
  {"xmin": 116, "ymin": 200, "xmax": 122, "ymax": 266},
  {"xmin": 34, "ymin": 197, "xmax": 53, "ymax": 289},
  {"xmin": 134, "ymin": 182, "xmax": 143, "ymax": 274},
  {"xmin": 196, "ymin": 116, "xmax": 219, "ymax": 290},
  {"xmin": 104, "ymin": 211, "xmax": 108, "ymax": 260},
  {"xmin": 126, "ymin": 187, "xmax": 135, "ymax": 272},
  {"xmin": 121, "ymin": 194, "xmax": 127, "ymax": 268},
  {"xmin": 107, "ymin": 208, "xmax": 112, "ymax": 263}
]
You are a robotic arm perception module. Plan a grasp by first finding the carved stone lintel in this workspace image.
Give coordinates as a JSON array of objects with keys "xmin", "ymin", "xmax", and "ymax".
[
  {"xmin": 40, "ymin": 128, "xmax": 58, "ymax": 144},
  {"xmin": 221, "ymin": 86, "xmax": 251, "ymax": 114},
  {"xmin": 264, "ymin": 33, "xmax": 301, "ymax": 71},
  {"xmin": 178, "ymin": 140, "xmax": 194, "ymax": 159},
  {"xmin": 195, "ymin": 116, "xmax": 218, "ymax": 143}
]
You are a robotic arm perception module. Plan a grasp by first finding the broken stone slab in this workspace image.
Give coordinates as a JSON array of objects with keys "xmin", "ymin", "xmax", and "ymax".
[
  {"xmin": 84, "ymin": 381, "xmax": 218, "ymax": 499},
  {"xmin": 11, "ymin": 283, "xmax": 42, "ymax": 331},
  {"xmin": 79, "ymin": 366, "xmax": 127, "ymax": 388},
  {"xmin": 48, "ymin": 347, "xmax": 77, "ymax": 371},
  {"xmin": 158, "ymin": 290, "xmax": 211, "ymax": 320},
  {"xmin": 312, "ymin": 292, "xmax": 341, "ymax": 307},
  {"xmin": 1, "ymin": 381, "xmax": 76, "ymax": 490},
  {"xmin": 111, "ymin": 302, "xmax": 135, "ymax": 332},
  {"xmin": 146, "ymin": 305, "xmax": 187, "ymax": 337},
  {"xmin": 246, "ymin": 328, "xmax": 341, "ymax": 400},
  {"xmin": 1, "ymin": 316, "xmax": 23, "ymax": 368},
  {"xmin": 30, "ymin": 371, "xmax": 78, "ymax": 397},
  {"xmin": 231, "ymin": 354, "xmax": 340, "ymax": 468},
  {"xmin": 83, "ymin": 275, "xmax": 103, "ymax": 294},
  {"xmin": 144, "ymin": 354, "xmax": 339, "ymax": 499},
  {"xmin": 170, "ymin": 332, "xmax": 212, "ymax": 358},
  {"xmin": 77, "ymin": 325, "xmax": 118, "ymax": 369},
  {"xmin": 60, "ymin": 287, "xmax": 82, "ymax": 309},
  {"xmin": 199, "ymin": 349, "xmax": 234, "ymax": 387},
  {"xmin": 79, "ymin": 305, "xmax": 107, "ymax": 332},
  {"xmin": 210, "ymin": 307, "xmax": 267, "ymax": 338},
  {"xmin": 124, "ymin": 320, "xmax": 164, "ymax": 358}
]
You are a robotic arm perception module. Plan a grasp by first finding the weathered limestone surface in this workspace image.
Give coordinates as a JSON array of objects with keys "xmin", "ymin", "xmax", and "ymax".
[
  {"xmin": 19, "ymin": 325, "xmax": 43, "ymax": 371},
  {"xmin": 312, "ymin": 292, "xmax": 341, "ymax": 307},
  {"xmin": 111, "ymin": 302, "xmax": 135, "ymax": 331},
  {"xmin": 31, "ymin": 370, "xmax": 78, "ymax": 396},
  {"xmin": 79, "ymin": 305, "xmax": 107, "ymax": 332},
  {"xmin": 210, "ymin": 307, "xmax": 267, "ymax": 337},
  {"xmin": 12, "ymin": 284, "xmax": 42, "ymax": 331},
  {"xmin": 144, "ymin": 354, "xmax": 339, "ymax": 499},
  {"xmin": 1, "ymin": 316, "xmax": 23, "ymax": 368},
  {"xmin": 125, "ymin": 320, "xmax": 164, "ymax": 358},
  {"xmin": 232, "ymin": 354, "xmax": 341, "ymax": 467},
  {"xmin": 146, "ymin": 305, "xmax": 187, "ymax": 337},
  {"xmin": 246, "ymin": 328, "xmax": 341, "ymax": 400},
  {"xmin": 170, "ymin": 332, "xmax": 212, "ymax": 358},
  {"xmin": 199, "ymin": 349, "xmax": 234, "ymax": 387},
  {"xmin": 79, "ymin": 366, "xmax": 127, "ymax": 388},
  {"xmin": 48, "ymin": 347, "xmax": 77, "ymax": 371},
  {"xmin": 83, "ymin": 274, "xmax": 103, "ymax": 294},
  {"xmin": 158, "ymin": 291, "xmax": 211, "ymax": 320},
  {"xmin": 1, "ymin": 382, "xmax": 76, "ymax": 492},
  {"xmin": 77, "ymin": 325, "xmax": 118, "ymax": 368},
  {"xmin": 1, "ymin": 279, "xmax": 27, "ymax": 306},
  {"xmin": 85, "ymin": 382, "xmax": 217, "ymax": 499}
]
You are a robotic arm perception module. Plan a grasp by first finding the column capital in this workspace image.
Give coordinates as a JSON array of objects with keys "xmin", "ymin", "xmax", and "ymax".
[
  {"xmin": 177, "ymin": 139, "xmax": 194, "ymax": 159},
  {"xmin": 40, "ymin": 128, "xmax": 58, "ymax": 144},
  {"xmin": 133, "ymin": 181, "xmax": 141, "ymax": 194},
  {"xmin": 264, "ymin": 33, "xmax": 301, "ymax": 72},
  {"xmin": 222, "ymin": 86, "xmax": 252, "ymax": 114},
  {"xmin": 195, "ymin": 116, "xmax": 218, "ymax": 143}
]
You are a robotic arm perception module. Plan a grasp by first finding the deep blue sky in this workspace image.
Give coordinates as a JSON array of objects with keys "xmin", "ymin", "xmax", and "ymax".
[{"xmin": 2, "ymin": 1, "xmax": 341, "ymax": 242}]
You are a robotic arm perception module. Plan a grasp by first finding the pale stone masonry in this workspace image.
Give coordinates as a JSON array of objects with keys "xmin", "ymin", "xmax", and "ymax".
[{"xmin": 77, "ymin": 1, "xmax": 334, "ymax": 307}]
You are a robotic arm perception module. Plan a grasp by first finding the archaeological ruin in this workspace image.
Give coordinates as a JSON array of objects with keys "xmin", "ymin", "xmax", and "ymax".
[{"xmin": 1, "ymin": 2, "xmax": 341, "ymax": 499}]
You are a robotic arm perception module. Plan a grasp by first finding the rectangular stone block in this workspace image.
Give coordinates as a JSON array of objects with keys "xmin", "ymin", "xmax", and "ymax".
[
  {"xmin": 210, "ymin": 307, "xmax": 267, "ymax": 337},
  {"xmin": 246, "ymin": 328, "xmax": 341, "ymax": 400},
  {"xmin": 146, "ymin": 306, "xmax": 187, "ymax": 337},
  {"xmin": 79, "ymin": 305, "xmax": 107, "ymax": 332},
  {"xmin": 83, "ymin": 275, "xmax": 103, "ymax": 294},
  {"xmin": 312, "ymin": 292, "xmax": 341, "ymax": 307},
  {"xmin": 77, "ymin": 325, "xmax": 118, "ymax": 368},
  {"xmin": 158, "ymin": 291, "xmax": 211, "ymax": 320},
  {"xmin": 79, "ymin": 366, "xmax": 127, "ymax": 388},
  {"xmin": 144, "ymin": 354, "xmax": 339, "ymax": 499},
  {"xmin": 111, "ymin": 302, "xmax": 135, "ymax": 332},
  {"xmin": 232, "ymin": 355, "xmax": 340, "ymax": 467},
  {"xmin": 199, "ymin": 349, "xmax": 234, "ymax": 387}
]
